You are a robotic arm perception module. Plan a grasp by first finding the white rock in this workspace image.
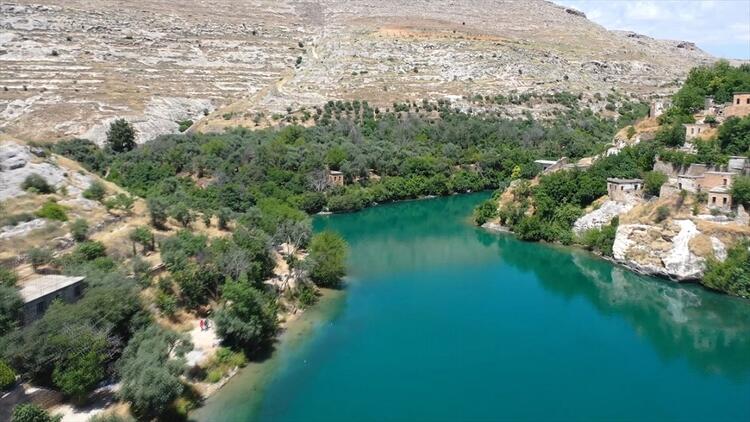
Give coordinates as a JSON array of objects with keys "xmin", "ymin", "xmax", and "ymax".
[{"xmin": 573, "ymin": 200, "xmax": 634, "ymax": 234}]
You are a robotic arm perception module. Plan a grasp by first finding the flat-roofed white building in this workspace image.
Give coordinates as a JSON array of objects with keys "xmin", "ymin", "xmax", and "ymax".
[{"xmin": 19, "ymin": 275, "xmax": 85, "ymax": 324}]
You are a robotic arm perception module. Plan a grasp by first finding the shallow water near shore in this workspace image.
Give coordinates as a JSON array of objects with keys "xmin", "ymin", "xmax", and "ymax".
[{"xmin": 195, "ymin": 193, "xmax": 750, "ymax": 421}]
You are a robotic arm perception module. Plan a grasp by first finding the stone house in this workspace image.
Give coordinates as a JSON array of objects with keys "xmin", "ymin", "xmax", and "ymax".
[
  {"xmin": 702, "ymin": 171, "xmax": 734, "ymax": 191},
  {"xmin": 534, "ymin": 157, "xmax": 568, "ymax": 174},
  {"xmin": 708, "ymin": 186, "xmax": 732, "ymax": 209},
  {"xmin": 327, "ymin": 170, "xmax": 344, "ymax": 187},
  {"xmin": 724, "ymin": 92, "xmax": 750, "ymax": 118},
  {"xmin": 649, "ymin": 100, "xmax": 670, "ymax": 118},
  {"xmin": 676, "ymin": 174, "xmax": 703, "ymax": 193},
  {"xmin": 683, "ymin": 123, "xmax": 709, "ymax": 141},
  {"xmin": 19, "ymin": 275, "xmax": 85, "ymax": 325},
  {"xmin": 607, "ymin": 178, "xmax": 644, "ymax": 202}
]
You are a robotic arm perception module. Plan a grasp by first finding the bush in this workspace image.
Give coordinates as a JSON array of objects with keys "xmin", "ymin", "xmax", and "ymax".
[
  {"xmin": 35, "ymin": 201, "xmax": 67, "ymax": 221},
  {"xmin": 0, "ymin": 359, "xmax": 16, "ymax": 391},
  {"xmin": 21, "ymin": 174, "xmax": 54, "ymax": 194},
  {"xmin": 74, "ymin": 241, "xmax": 107, "ymax": 261},
  {"xmin": 655, "ymin": 205, "xmax": 670, "ymax": 223},
  {"xmin": 643, "ymin": 171, "xmax": 668, "ymax": 197},
  {"xmin": 0, "ymin": 267, "xmax": 18, "ymax": 286},
  {"xmin": 82, "ymin": 181, "xmax": 106, "ymax": 201},
  {"xmin": 703, "ymin": 241, "xmax": 750, "ymax": 298},
  {"xmin": 27, "ymin": 247, "xmax": 53, "ymax": 270},
  {"xmin": 11, "ymin": 403, "xmax": 60, "ymax": 422},
  {"xmin": 177, "ymin": 120, "xmax": 193, "ymax": 132},
  {"xmin": 472, "ymin": 199, "xmax": 497, "ymax": 225},
  {"xmin": 70, "ymin": 218, "xmax": 89, "ymax": 242}
]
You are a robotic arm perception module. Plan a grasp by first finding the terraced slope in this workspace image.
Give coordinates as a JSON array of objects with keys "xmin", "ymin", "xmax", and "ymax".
[{"xmin": 1, "ymin": 1, "xmax": 714, "ymax": 143}]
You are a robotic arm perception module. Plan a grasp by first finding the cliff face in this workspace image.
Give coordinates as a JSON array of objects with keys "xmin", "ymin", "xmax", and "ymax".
[{"xmin": 0, "ymin": 0, "xmax": 714, "ymax": 143}]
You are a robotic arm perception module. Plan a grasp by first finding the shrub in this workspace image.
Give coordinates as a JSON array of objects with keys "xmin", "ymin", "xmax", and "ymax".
[
  {"xmin": 70, "ymin": 218, "xmax": 89, "ymax": 242},
  {"xmin": 217, "ymin": 207, "xmax": 232, "ymax": 230},
  {"xmin": 74, "ymin": 241, "xmax": 107, "ymax": 261},
  {"xmin": 1, "ymin": 212, "xmax": 35, "ymax": 227},
  {"xmin": 472, "ymin": 199, "xmax": 497, "ymax": 225},
  {"xmin": 82, "ymin": 181, "xmax": 106, "ymax": 201},
  {"xmin": 35, "ymin": 201, "xmax": 67, "ymax": 221},
  {"xmin": 27, "ymin": 247, "xmax": 53, "ymax": 270},
  {"xmin": 0, "ymin": 359, "xmax": 16, "ymax": 391},
  {"xmin": 11, "ymin": 403, "xmax": 60, "ymax": 422},
  {"xmin": 177, "ymin": 120, "xmax": 193, "ymax": 132},
  {"xmin": 156, "ymin": 291, "xmax": 177, "ymax": 317},
  {"xmin": 21, "ymin": 174, "xmax": 54, "ymax": 194},
  {"xmin": 655, "ymin": 205, "xmax": 670, "ymax": 223}
]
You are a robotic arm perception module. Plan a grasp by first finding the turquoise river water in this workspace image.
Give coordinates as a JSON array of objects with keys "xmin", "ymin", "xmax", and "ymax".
[{"xmin": 194, "ymin": 193, "xmax": 750, "ymax": 421}]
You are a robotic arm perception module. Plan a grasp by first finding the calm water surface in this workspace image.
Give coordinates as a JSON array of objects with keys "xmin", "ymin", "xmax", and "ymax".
[{"xmin": 196, "ymin": 193, "xmax": 750, "ymax": 422}]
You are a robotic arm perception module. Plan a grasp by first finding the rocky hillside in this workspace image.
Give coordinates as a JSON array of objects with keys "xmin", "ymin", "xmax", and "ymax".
[{"xmin": 1, "ymin": 0, "xmax": 714, "ymax": 143}]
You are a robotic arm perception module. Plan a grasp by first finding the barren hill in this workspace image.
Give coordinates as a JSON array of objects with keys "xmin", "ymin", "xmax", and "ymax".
[{"xmin": 1, "ymin": 0, "xmax": 714, "ymax": 143}]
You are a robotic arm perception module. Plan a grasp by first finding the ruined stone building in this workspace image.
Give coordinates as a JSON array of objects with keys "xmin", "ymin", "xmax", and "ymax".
[
  {"xmin": 607, "ymin": 178, "xmax": 644, "ymax": 203},
  {"xmin": 327, "ymin": 170, "xmax": 344, "ymax": 187}
]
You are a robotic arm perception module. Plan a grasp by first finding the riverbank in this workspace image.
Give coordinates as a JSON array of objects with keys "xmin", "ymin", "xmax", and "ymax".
[{"xmin": 190, "ymin": 287, "xmax": 346, "ymax": 420}]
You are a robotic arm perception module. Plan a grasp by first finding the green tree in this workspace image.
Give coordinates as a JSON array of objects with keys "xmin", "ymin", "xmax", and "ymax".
[
  {"xmin": 307, "ymin": 231, "xmax": 347, "ymax": 287},
  {"xmin": 0, "ymin": 286, "xmax": 23, "ymax": 336},
  {"xmin": 106, "ymin": 119, "xmax": 136, "ymax": 153},
  {"xmin": 0, "ymin": 359, "xmax": 16, "ymax": 391},
  {"xmin": 732, "ymin": 175, "xmax": 750, "ymax": 207},
  {"xmin": 169, "ymin": 202, "xmax": 194, "ymax": 228},
  {"xmin": 0, "ymin": 267, "xmax": 18, "ymax": 286},
  {"xmin": 129, "ymin": 226, "xmax": 155, "ymax": 254},
  {"xmin": 214, "ymin": 276, "xmax": 278, "ymax": 351},
  {"xmin": 70, "ymin": 218, "xmax": 89, "ymax": 242},
  {"xmin": 654, "ymin": 123, "xmax": 685, "ymax": 147},
  {"xmin": 11, "ymin": 404, "xmax": 60, "ymax": 422},
  {"xmin": 51, "ymin": 328, "xmax": 107, "ymax": 401},
  {"xmin": 717, "ymin": 116, "xmax": 750, "ymax": 155},
  {"xmin": 643, "ymin": 171, "xmax": 668, "ymax": 197},
  {"xmin": 118, "ymin": 325, "xmax": 189, "ymax": 419},
  {"xmin": 147, "ymin": 197, "xmax": 168, "ymax": 229},
  {"xmin": 703, "ymin": 241, "xmax": 750, "ymax": 298}
]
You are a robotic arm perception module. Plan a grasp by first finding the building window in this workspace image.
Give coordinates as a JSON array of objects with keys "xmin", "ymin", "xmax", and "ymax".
[
  {"xmin": 723, "ymin": 178, "xmax": 727, "ymax": 186},
  {"xmin": 711, "ymin": 196, "xmax": 716, "ymax": 204},
  {"xmin": 620, "ymin": 186, "xmax": 624, "ymax": 190},
  {"xmin": 36, "ymin": 301, "xmax": 46, "ymax": 316},
  {"xmin": 723, "ymin": 197, "xmax": 728, "ymax": 205},
  {"xmin": 747, "ymin": 98, "xmax": 750, "ymax": 104},
  {"xmin": 738, "ymin": 98, "xmax": 742, "ymax": 105}
]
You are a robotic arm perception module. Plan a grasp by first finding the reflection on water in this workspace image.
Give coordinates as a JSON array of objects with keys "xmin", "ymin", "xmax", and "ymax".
[
  {"xmin": 317, "ymin": 193, "xmax": 750, "ymax": 378},
  {"xmin": 475, "ymin": 228, "xmax": 750, "ymax": 378}
]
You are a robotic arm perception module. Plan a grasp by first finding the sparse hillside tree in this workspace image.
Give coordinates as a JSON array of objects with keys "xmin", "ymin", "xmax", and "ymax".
[{"xmin": 106, "ymin": 119, "xmax": 136, "ymax": 153}]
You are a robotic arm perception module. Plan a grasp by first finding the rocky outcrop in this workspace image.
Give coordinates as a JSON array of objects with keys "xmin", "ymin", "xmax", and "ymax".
[
  {"xmin": 0, "ymin": 141, "xmax": 93, "ymax": 200},
  {"xmin": 573, "ymin": 200, "xmax": 634, "ymax": 234},
  {"xmin": 612, "ymin": 220, "xmax": 713, "ymax": 280}
]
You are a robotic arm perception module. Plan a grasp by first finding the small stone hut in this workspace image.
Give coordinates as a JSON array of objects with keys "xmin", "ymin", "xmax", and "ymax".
[
  {"xmin": 607, "ymin": 178, "xmax": 644, "ymax": 202},
  {"xmin": 19, "ymin": 275, "xmax": 86, "ymax": 324}
]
